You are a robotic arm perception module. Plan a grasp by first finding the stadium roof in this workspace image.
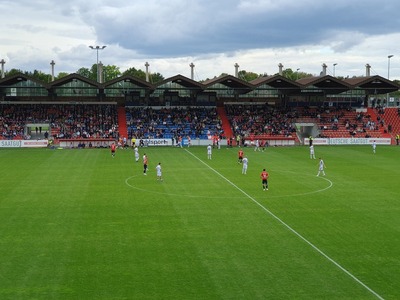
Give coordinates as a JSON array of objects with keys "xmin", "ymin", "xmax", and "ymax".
[
  {"xmin": 0, "ymin": 73, "xmax": 44, "ymax": 87},
  {"xmin": 49, "ymin": 73, "xmax": 99, "ymax": 88},
  {"xmin": 343, "ymin": 75, "xmax": 400, "ymax": 94},
  {"xmin": 251, "ymin": 75, "xmax": 302, "ymax": 94},
  {"xmin": 0, "ymin": 72, "xmax": 398, "ymax": 104},
  {"xmin": 156, "ymin": 74, "xmax": 204, "ymax": 90},
  {"xmin": 202, "ymin": 75, "xmax": 253, "ymax": 94},
  {"xmin": 104, "ymin": 75, "xmax": 154, "ymax": 90},
  {"xmin": 297, "ymin": 75, "xmax": 352, "ymax": 94}
]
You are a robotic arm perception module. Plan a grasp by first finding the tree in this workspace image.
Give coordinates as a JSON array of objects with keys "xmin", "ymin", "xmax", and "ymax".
[
  {"xmin": 76, "ymin": 67, "xmax": 92, "ymax": 79},
  {"xmin": 103, "ymin": 65, "xmax": 121, "ymax": 82},
  {"xmin": 76, "ymin": 64, "xmax": 122, "ymax": 82},
  {"xmin": 238, "ymin": 70, "xmax": 261, "ymax": 82},
  {"xmin": 122, "ymin": 67, "xmax": 164, "ymax": 83},
  {"xmin": 5, "ymin": 68, "xmax": 25, "ymax": 77},
  {"xmin": 28, "ymin": 69, "xmax": 52, "ymax": 82},
  {"xmin": 281, "ymin": 68, "xmax": 295, "ymax": 80},
  {"xmin": 277, "ymin": 68, "xmax": 312, "ymax": 80},
  {"xmin": 122, "ymin": 67, "xmax": 146, "ymax": 79},
  {"xmin": 148, "ymin": 72, "xmax": 164, "ymax": 84},
  {"xmin": 55, "ymin": 72, "xmax": 69, "ymax": 80}
]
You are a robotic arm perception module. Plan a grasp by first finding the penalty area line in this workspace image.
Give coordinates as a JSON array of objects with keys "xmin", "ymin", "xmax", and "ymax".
[{"xmin": 184, "ymin": 149, "xmax": 384, "ymax": 300}]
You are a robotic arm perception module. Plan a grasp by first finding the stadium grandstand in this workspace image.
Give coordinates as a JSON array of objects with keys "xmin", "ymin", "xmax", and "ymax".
[{"xmin": 1, "ymin": 63, "xmax": 400, "ymax": 147}]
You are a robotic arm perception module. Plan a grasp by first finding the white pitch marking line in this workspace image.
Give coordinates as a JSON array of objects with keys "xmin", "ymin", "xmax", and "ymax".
[
  {"xmin": 185, "ymin": 149, "xmax": 384, "ymax": 300},
  {"xmin": 264, "ymin": 170, "xmax": 333, "ymax": 198}
]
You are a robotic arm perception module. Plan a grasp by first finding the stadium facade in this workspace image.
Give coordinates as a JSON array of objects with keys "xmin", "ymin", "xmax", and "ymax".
[{"xmin": 0, "ymin": 65, "xmax": 399, "ymax": 108}]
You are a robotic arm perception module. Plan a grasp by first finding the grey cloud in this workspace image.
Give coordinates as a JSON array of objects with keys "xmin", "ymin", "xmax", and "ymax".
[{"xmin": 79, "ymin": 0, "xmax": 400, "ymax": 57}]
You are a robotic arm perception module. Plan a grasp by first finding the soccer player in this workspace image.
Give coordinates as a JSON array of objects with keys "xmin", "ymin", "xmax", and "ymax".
[
  {"xmin": 242, "ymin": 156, "xmax": 248, "ymax": 175},
  {"xmin": 207, "ymin": 144, "xmax": 212, "ymax": 159},
  {"xmin": 156, "ymin": 162, "xmax": 162, "ymax": 181},
  {"xmin": 254, "ymin": 139, "xmax": 261, "ymax": 151},
  {"xmin": 238, "ymin": 149, "xmax": 244, "ymax": 163},
  {"xmin": 110, "ymin": 142, "xmax": 116, "ymax": 158},
  {"xmin": 134, "ymin": 146, "xmax": 140, "ymax": 162},
  {"xmin": 260, "ymin": 168, "xmax": 269, "ymax": 191},
  {"xmin": 261, "ymin": 140, "xmax": 267, "ymax": 152},
  {"xmin": 310, "ymin": 145, "xmax": 316, "ymax": 159},
  {"xmin": 187, "ymin": 136, "xmax": 191, "ymax": 147},
  {"xmin": 372, "ymin": 140, "xmax": 376, "ymax": 154},
  {"xmin": 317, "ymin": 157, "xmax": 326, "ymax": 176},
  {"xmin": 143, "ymin": 153, "xmax": 148, "ymax": 175}
]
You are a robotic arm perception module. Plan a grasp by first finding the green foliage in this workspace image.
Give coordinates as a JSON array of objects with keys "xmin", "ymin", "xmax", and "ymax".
[
  {"xmin": 148, "ymin": 72, "xmax": 164, "ymax": 83},
  {"xmin": 76, "ymin": 67, "xmax": 92, "ymax": 79},
  {"xmin": 5, "ymin": 69, "xmax": 51, "ymax": 82},
  {"xmin": 238, "ymin": 70, "xmax": 261, "ymax": 81},
  {"xmin": 55, "ymin": 72, "xmax": 70, "ymax": 80},
  {"xmin": 29, "ymin": 69, "xmax": 51, "ymax": 82},
  {"xmin": 122, "ymin": 67, "xmax": 164, "ymax": 83},
  {"xmin": 275, "ymin": 68, "xmax": 313, "ymax": 80},
  {"xmin": 76, "ymin": 64, "xmax": 122, "ymax": 82},
  {"xmin": 103, "ymin": 65, "xmax": 122, "ymax": 82},
  {"xmin": 5, "ymin": 68, "xmax": 25, "ymax": 76},
  {"xmin": 122, "ymin": 66, "xmax": 146, "ymax": 79}
]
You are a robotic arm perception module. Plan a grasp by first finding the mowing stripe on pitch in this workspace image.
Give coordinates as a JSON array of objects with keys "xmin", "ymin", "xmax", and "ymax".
[{"xmin": 185, "ymin": 149, "xmax": 384, "ymax": 300}]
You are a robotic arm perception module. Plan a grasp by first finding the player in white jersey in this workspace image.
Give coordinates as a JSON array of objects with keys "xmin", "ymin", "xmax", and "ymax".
[
  {"xmin": 207, "ymin": 144, "xmax": 212, "ymax": 159},
  {"xmin": 309, "ymin": 145, "xmax": 316, "ymax": 159},
  {"xmin": 156, "ymin": 162, "xmax": 162, "ymax": 180},
  {"xmin": 317, "ymin": 157, "xmax": 326, "ymax": 176},
  {"xmin": 254, "ymin": 139, "xmax": 261, "ymax": 151},
  {"xmin": 134, "ymin": 146, "xmax": 140, "ymax": 162},
  {"xmin": 242, "ymin": 156, "xmax": 248, "ymax": 174}
]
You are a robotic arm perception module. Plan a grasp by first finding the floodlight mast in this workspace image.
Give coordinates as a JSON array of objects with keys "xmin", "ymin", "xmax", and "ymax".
[
  {"xmin": 387, "ymin": 55, "xmax": 394, "ymax": 105},
  {"xmin": 333, "ymin": 63, "xmax": 337, "ymax": 77},
  {"xmin": 89, "ymin": 45, "xmax": 107, "ymax": 82}
]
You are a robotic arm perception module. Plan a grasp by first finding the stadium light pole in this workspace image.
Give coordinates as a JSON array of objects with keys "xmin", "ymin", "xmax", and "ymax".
[
  {"xmin": 296, "ymin": 68, "xmax": 300, "ymax": 80},
  {"xmin": 89, "ymin": 45, "xmax": 107, "ymax": 82},
  {"xmin": 333, "ymin": 63, "xmax": 337, "ymax": 77},
  {"xmin": 387, "ymin": 55, "xmax": 393, "ymax": 106},
  {"xmin": 50, "ymin": 60, "xmax": 55, "ymax": 82},
  {"xmin": 387, "ymin": 55, "xmax": 393, "ymax": 79},
  {"xmin": 0, "ymin": 59, "xmax": 5, "ymax": 78}
]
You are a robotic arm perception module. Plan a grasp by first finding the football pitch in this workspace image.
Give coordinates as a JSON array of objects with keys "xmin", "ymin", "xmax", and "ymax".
[{"xmin": 0, "ymin": 145, "xmax": 399, "ymax": 299}]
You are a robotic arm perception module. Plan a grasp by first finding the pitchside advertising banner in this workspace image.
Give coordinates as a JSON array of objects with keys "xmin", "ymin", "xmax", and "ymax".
[
  {"xmin": 146, "ymin": 139, "xmax": 171, "ymax": 146},
  {"xmin": 140, "ymin": 138, "xmax": 223, "ymax": 147},
  {"xmin": 0, "ymin": 140, "xmax": 48, "ymax": 148},
  {"xmin": 304, "ymin": 138, "xmax": 391, "ymax": 145}
]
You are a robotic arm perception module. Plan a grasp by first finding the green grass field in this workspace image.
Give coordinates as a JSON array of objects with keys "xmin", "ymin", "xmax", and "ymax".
[{"xmin": 0, "ymin": 145, "xmax": 399, "ymax": 299}]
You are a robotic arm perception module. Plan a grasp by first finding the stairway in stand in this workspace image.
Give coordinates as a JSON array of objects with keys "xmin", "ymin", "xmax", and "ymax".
[
  {"xmin": 383, "ymin": 108, "xmax": 400, "ymax": 144},
  {"xmin": 117, "ymin": 106, "xmax": 128, "ymax": 139},
  {"xmin": 216, "ymin": 105, "xmax": 234, "ymax": 140},
  {"xmin": 367, "ymin": 107, "xmax": 390, "ymax": 138}
]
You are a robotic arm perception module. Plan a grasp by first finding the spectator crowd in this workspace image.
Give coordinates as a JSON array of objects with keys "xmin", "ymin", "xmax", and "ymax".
[
  {"xmin": 126, "ymin": 106, "xmax": 223, "ymax": 140},
  {"xmin": 0, "ymin": 104, "xmax": 118, "ymax": 140},
  {"xmin": 1, "ymin": 102, "xmax": 390, "ymax": 142}
]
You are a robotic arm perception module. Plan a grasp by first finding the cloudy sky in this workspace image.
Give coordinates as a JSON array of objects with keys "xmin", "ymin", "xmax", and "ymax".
[{"xmin": 1, "ymin": 0, "xmax": 400, "ymax": 81}]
